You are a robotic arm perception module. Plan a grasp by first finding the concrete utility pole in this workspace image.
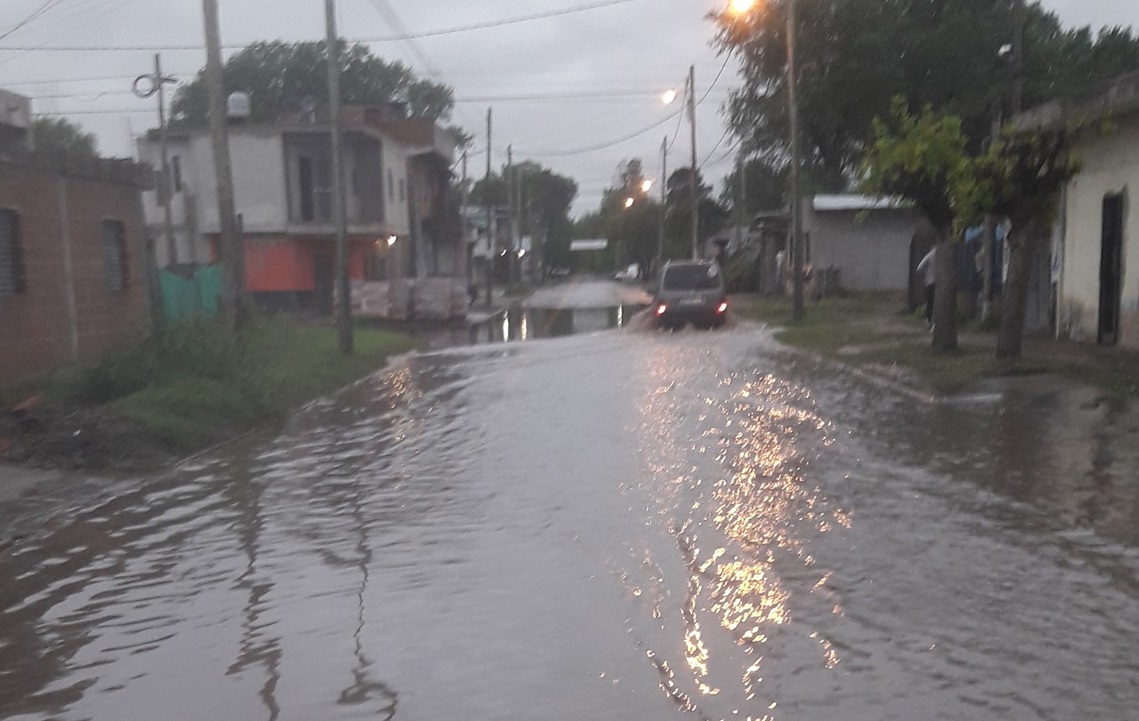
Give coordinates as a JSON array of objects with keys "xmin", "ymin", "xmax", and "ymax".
[
  {"xmin": 485, "ymin": 107, "xmax": 494, "ymax": 305},
  {"xmin": 461, "ymin": 149, "xmax": 472, "ymax": 294},
  {"xmin": 688, "ymin": 64, "xmax": 699, "ymax": 260},
  {"xmin": 787, "ymin": 0, "xmax": 805, "ymax": 322},
  {"xmin": 325, "ymin": 0, "xmax": 353, "ymax": 354},
  {"xmin": 202, "ymin": 0, "xmax": 245, "ymax": 331}
]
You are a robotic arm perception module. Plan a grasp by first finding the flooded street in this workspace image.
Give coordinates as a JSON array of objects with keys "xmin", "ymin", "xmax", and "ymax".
[{"xmin": 2, "ymin": 320, "xmax": 1139, "ymax": 720}]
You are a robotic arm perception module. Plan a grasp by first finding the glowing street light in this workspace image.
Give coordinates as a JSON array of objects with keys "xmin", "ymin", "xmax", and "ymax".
[
  {"xmin": 641, "ymin": 179, "xmax": 653, "ymax": 193},
  {"xmin": 661, "ymin": 89, "xmax": 678, "ymax": 105},
  {"xmin": 624, "ymin": 197, "xmax": 635, "ymax": 209}
]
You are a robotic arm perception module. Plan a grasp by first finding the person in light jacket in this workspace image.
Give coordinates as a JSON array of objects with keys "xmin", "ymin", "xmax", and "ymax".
[{"xmin": 916, "ymin": 246, "xmax": 937, "ymax": 325}]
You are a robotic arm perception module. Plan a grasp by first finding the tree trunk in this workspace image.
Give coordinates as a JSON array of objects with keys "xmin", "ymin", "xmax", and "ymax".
[
  {"xmin": 932, "ymin": 235, "xmax": 958, "ymax": 353},
  {"xmin": 996, "ymin": 216, "xmax": 1039, "ymax": 359}
]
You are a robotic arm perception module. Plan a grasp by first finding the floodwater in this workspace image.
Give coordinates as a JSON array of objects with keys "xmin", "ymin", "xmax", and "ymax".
[{"xmin": 2, "ymin": 323, "xmax": 1138, "ymax": 720}]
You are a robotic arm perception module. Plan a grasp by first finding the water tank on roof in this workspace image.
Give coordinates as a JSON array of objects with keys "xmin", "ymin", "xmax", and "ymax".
[{"xmin": 227, "ymin": 92, "xmax": 251, "ymax": 121}]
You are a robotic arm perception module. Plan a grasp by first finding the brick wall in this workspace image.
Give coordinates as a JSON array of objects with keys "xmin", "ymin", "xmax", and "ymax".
[{"xmin": 0, "ymin": 161, "xmax": 151, "ymax": 383}]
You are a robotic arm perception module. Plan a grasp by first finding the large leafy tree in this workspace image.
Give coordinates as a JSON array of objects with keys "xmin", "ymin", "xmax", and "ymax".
[
  {"xmin": 963, "ymin": 128, "xmax": 1080, "ymax": 359},
  {"xmin": 861, "ymin": 100, "xmax": 972, "ymax": 353},
  {"xmin": 715, "ymin": 0, "xmax": 1139, "ymax": 187},
  {"xmin": 470, "ymin": 163, "xmax": 577, "ymax": 275},
  {"xmin": 171, "ymin": 41, "xmax": 454, "ymax": 124}
]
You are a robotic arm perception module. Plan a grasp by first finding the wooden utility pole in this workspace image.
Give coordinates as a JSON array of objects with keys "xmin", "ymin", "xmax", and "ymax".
[
  {"xmin": 325, "ymin": 0, "xmax": 353, "ymax": 354},
  {"xmin": 485, "ymin": 107, "xmax": 494, "ymax": 305},
  {"xmin": 202, "ymin": 0, "xmax": 245, "ymax": 331},
  {"xmin": 657, "ymin": 135, "xmax": 667, "ymax": 274},
  {"xmin": 688, "ymin": 64, "xmax": 699, "ymax": 260},
  {"xmin": 787, "ymin": 0, "xmax": 805, "ymax": 322}
]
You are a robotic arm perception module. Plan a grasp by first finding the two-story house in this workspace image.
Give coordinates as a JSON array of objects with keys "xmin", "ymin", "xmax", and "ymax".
[{"xmin": 138, "ymin": 103, "xmax": 465, "ymax": 320}]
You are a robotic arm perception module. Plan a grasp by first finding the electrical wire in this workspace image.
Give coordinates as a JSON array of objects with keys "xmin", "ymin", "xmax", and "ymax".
[
  {"xmin": 517, "ymin": 105, "xmax": 682, "ymax": 158},
  {"xmin": 0, "ymin": 0, "xmax": 66, "ymax": 42},
  {"xmin": 0, "ymin": 0, "xmax": 642, "ymax": 52}
]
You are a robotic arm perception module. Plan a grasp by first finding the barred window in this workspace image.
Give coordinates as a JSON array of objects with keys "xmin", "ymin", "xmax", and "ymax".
[
  {"xmin": 101, "ymin": 219, "xmax": 129, "ymax": 292},
  {"xmin": 0, "ymin": 209, "xmax": 26, "ymax": 296}
]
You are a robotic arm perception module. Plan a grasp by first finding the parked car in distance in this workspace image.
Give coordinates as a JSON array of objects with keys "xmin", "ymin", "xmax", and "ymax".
[{"xmin": 653, "ymin": 260, "xmax": 728, "ymax": 329}]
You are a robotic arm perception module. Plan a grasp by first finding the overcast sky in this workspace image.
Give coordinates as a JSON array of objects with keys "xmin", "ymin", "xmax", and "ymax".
[{"xmin": 1, "ymin": 0, "xmax": 1135, "ymax": 216}]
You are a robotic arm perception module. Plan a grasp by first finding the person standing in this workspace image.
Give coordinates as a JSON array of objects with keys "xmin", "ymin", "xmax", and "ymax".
[{"xmin": 916, "ymin": 245, "xmax": 937, "ymax": 325}]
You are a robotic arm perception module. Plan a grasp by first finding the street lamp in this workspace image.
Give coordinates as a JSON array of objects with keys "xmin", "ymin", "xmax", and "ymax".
[{"xmin": 729, "ymin": 0, "xmax": 804, "ymax": 320}]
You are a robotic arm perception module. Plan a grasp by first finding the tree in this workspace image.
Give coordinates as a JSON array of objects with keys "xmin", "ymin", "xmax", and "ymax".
[
  {"xmin": 720, "ymin": 157, "xmax": 787, "ymax": 217},
  {"xmin": 663, "ymin": 167, "xmax": 729, "ymax": 260},
  {"xmin": 715, "ymin": 0, "xmax": 1139, "ymax": 187},
  {"xmin": 861, "ymin": 100, "xmax": 972, "ymax": 353},
  {"xmin": 962, "ymin": 128, "xmax": 1080, "ymax": 358},
  {"xmin": 29, "ymin": 117, "xmax": 99, "ymax": 164},
  {"xmin": 171, "ymin": 40, "xmax": 454, "ymax": 125}
]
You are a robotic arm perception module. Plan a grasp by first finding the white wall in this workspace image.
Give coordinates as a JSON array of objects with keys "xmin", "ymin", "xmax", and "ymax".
[
  {"xmin": 804, "ymin": 207, "xmax": 919, "ymax": 291},
  {"xmin": 1059, "ymin": 114, "xmax": 1139, "ymax": 348}
]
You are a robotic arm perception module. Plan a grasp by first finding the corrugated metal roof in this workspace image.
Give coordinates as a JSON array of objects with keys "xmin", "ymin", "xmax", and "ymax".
[{"xmin": 812, "ymin": 194, "xmax": 911, "ymax": 212}]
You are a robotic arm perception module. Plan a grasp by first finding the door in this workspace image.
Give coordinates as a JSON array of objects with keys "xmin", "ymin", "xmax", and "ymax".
[{"xmin": 1098, "ymin": 192, "xmax": 1125, "ymax": 345}]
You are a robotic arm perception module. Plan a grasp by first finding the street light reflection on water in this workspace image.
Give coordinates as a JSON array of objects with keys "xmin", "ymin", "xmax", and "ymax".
[{"xmin": 631, "ymin": 342, "xmax": 849, "ymax": 718}]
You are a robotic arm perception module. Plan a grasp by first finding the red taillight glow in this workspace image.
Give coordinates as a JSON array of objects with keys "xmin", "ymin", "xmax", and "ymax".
[
  {"xmin": 655, "ymin": 303, "xmax": 668, "ymax": 316},
  {"xmin": 716, "ymin": 301, "xmax": 728, "ymax": 314}
]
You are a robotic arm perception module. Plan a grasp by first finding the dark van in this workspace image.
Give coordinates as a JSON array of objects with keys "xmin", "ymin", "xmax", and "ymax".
[{"xmin": 653, "ymin": 260, "xmax": 728, "ymax": 329}]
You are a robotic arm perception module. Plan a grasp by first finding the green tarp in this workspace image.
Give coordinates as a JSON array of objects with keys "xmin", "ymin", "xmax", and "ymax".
[{"xmin": 158, "ymin": 265, "xmax": 222, "ymax": 320}]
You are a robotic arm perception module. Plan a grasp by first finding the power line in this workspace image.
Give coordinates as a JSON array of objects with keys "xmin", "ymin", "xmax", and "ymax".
[
  {"xmin": 0, "ymin": 0, "xmax": 66, "ymax": 42},
  {"xmin": 517, "ymin": 105, "xmax": 682, "ymax": 158},
  {"xmin": 0, "ymin": 0, "xmax": 642, "ymax": 52}
]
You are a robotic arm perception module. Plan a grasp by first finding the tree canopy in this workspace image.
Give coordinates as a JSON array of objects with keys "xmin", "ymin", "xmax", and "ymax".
[
  {"xmin": 29, "ymin": 117, "xmax": 99, "ymax": 164},
  {"xmin": 171, "ymin": 40, "xmax": 455, "ymax": 125},
  {"xmin": 715, "ymin": 0, "xmax": 1139, "ymax": 188}
]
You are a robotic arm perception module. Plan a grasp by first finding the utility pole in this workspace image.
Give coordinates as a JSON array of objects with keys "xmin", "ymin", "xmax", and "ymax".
[
  {"xmin": 657, "ymin": 135, "xmax": 667, "ymax": 274},
  {"xmin": 325, "ymin": 0, "xmax": 352, "ymax": 354},
  {"xmin": 134, "ymin": 54, "xmax": 179, "ymax": 267},
  {"xmin": 1012, "ymin": 0, "xmax": 1025, "ymax": 115},
  {"xmin": 787, "ymin": 0, "xmax": 805, "ymax": 322},
  {"xmin": 461, "ymin": 149, "xmax": 472, "ymax": 297},
  {"xmin": 508, "ymin": 144, "xmax": 517, "ymax": 285},
  {"xmin": 202, "ymin": 0, "xmax": 244, "ymax": 331},
  {"xmin": 485, "ymin": 107, "xmax": 494, "ymax": 305},
  {"xmin": 688, "ymin": 64, "xmax": 699, "ymax": 260}
]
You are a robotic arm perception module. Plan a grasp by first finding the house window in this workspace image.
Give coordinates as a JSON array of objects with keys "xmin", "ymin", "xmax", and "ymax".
[
  {"xmin": 171, "ymin": 155, "xmax": 183, "ymax": 192},
  {"xmin": 388, "ymin": 169, "xmax": 395, "ymax": 202},
  {"xmin": 101, "ymin": 219, "xmax": 129, "ymax": 292},
  {"xmin": 298, "ymin": 155, "xmax": 333, "ymax": 222},
  {"xmin": 0, "ymin": 209, "xmax": 26, "ymax": 295},
  {"xmin": 399, "ymin": 178, "xmax": 406, "ymax": 202}
]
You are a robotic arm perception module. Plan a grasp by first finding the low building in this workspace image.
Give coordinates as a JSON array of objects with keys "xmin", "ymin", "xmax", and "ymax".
[
  {"xmin": 802, "ymin": 194, "xmax": 924, "ymax": 293},
  {"xmin": 1015, "ymin": 71, "xmax": 1139, "ymax": 348},
  {"xmin": 1, "ymin": 154, "xmax": 152, "ymax": 382}
]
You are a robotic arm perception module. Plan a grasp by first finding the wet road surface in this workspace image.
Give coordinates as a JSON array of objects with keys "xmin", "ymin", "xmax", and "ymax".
[{"xmin": 2, "ymin": 322, "xmax": 1138, "ymax": 720}]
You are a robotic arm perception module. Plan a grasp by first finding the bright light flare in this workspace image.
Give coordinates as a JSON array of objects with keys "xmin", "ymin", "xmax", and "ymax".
[
  {"xmin": 386, "ymin": 235, "xmax": 397, "ymax": 247},
  {"xmin": 641, "ymin": 179, "xmax": 653, "ymax": 193},
  {"xmin": 717, "ymin": 301, "xmax": 729, "ymax": 314},
  {"xmin": 624, "ymin": 197, "xmax": 635, "ymax": 209},
  {"xmin": 661, "ymin": 89, "xmax": 678, "ymax": 105},
  {"xmin": 730, "ymin": 0, "xmax": 756, "ymax": 13},
  {"xmin": 655, "ymin": 303, "xmax": 668, "ymax": 316}
]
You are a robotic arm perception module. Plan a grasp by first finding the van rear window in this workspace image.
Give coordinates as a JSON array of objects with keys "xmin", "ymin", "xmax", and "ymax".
[{"xmin": 663, "ymin": 264, "xmax": 721, "ymax": 290}]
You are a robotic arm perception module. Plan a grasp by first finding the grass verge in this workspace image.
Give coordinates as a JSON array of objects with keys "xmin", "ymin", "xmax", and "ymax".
[
  {"xmin": 730, "ymin": 292, "xmax": 1139, "ymax": 396},
  {"xmin": 59, "ymin": 317, "xmax": 419, "ymax": 453}
]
